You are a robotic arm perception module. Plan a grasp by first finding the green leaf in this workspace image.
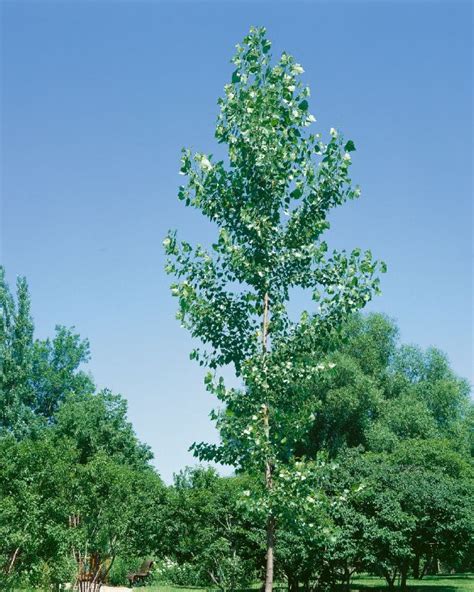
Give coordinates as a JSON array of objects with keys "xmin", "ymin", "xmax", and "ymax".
[
  {"xmin": 344, "ymin": 140, "xmax": 356, "ymax": 152},
  {"xmin": 291, "ymin": 187, "xmax": 303, "ymax": 199}
]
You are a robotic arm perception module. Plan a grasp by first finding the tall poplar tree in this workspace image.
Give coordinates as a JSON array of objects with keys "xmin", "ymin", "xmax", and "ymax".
[{"xmin": 164, "ymin": 27, "xmax": 385, "ymax": 590}]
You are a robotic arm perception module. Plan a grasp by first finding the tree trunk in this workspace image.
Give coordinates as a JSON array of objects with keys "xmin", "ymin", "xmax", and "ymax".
[
  {"xmin": 262, "ymin": 292, "xmax": 275, "ymax": 592},
  {"xmin": 384, "ymin": 569, "xmax": 397, "ymax": 589},
  {"xmin": 265, "ymin": 512, "xmax": 275, "ymax": 592},
  {"xmin": 400, "ymin": 562, "xmax": 409, "ymax": 590},
  {"xmin": 101, "ymin": 554, "xmax": 115, "ymax": 583},
  {"xmin": 421, "ymin": 555, "xmax": 431, "ymax": 580},
  {"xmin": 413, "ymin": 553, "xmax": 420, "ymax": 579},
  {"xmin": 343, "ymin": 565, "xmax": 352, "ymax": 589},
  {"xmin": 263, "ymin": 422, "xmax": 274, "ymax": 592},
  {"xmin": 7, "ymin": 547, "xmax": 20, "ymax": 574}
]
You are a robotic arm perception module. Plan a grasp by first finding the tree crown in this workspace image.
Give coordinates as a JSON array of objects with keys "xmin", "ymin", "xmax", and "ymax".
[{"xmin": 164, "ymin": 26, "xmax": 385, "ymax": 378}]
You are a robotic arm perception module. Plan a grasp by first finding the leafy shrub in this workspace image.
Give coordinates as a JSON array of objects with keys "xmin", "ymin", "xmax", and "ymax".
[{"xmin": 152, "ymin": 558, "xmax": 201, "ymax": 586}]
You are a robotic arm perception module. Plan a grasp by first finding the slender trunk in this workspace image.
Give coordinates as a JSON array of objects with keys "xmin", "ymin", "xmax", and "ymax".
[
  {"xmin": 420, "ymin": 556, "xmax": 430, "ymax": 580},
  {"xmin": 262, "ymin": 292, "xmax": 274, "ymax": 592},
  {"xmin": 102, "ymin": 554, "xmax": 115, "ymax": 583},
  {"xmin": 262, "ymin": 292, "xmax": 269, "ymax": 353},
  {"xmin": 400, "ymin": 562, "xmax": 409, "ymax": 591},
  {"xmin": 384, "ymin": 569, "xmax": 397, "ymax": 589},
  {"xmin": 264, "ymin": 407, "xmax": 274, "ymax": 592},
  {"xmin": 343, "ymin": 565, "xmax": 352, "ymax": 589},
  {"xmin": 265, "ymin": 512, "xmax": 275, "ymax": 592},
  {"xmin": 7, "ymin": 547, "xmax": 20, "ymax": 574},
  {"xmin": 413, "ymin": 553, "xmax": 420, "ymax": 579}
]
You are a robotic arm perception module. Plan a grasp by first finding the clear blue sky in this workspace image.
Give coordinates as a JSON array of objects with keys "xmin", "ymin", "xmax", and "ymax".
[{"xmin": 1, "ymin": 1, "xmax": 472, "ymax": 483}]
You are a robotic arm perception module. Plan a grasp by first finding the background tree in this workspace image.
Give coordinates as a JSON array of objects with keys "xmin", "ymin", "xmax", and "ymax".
[
  {"xmin": 0, "ymin": 266, "xmax": 94, "ymax": 437},
  {"xmin": 285, "ymin": 313, "xmax": 472, "ymax": 459},
  {"xmin": 0, "ymin": 433, "xmax": 78, "ymax": 590},
  {"xmin": 53, "ymin": 389, "xmax": 153, "ymax": 468},
  {"xmin": 278, "ymin": 312, "xmax": 472, "ymax": 587},
  {"xmin": 164, "ymin": 26, "xmax": 385, "ymax": 590},
  {"xmin": 31, "ymin": 326, "xmax": 94, "ymax": 421},
  {"xmin": 1, "ymin": 262, "xmax": 471, "ymax": 588},
  {"xmin": 163, "ymin": 467, "xmax": 260, "ymax": 590},
  {"xmin": 0, "ymin": 268, "xmax": 166, "ymax": 590},
  {"xmin": 69, "ymin": 452, "xmax": 166, "ymax": 590},
  {"xmin": 0, "ymin": 268, "xmax": 36, "ymax": 437}
]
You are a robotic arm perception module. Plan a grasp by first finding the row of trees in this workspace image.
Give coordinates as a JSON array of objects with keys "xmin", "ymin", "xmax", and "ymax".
[
  {"xmin": 1, "ymin": 268, "xmax": 472, "ymax": 590},
  {"xmin": 162, "ymin": 313, "xmax": 473, "ymax": 590},
  {"xmin": 0, "ymin": 268, "xmax": 166, "ymax": 589}
]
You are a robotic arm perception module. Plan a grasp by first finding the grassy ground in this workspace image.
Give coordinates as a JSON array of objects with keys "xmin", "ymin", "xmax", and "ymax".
[
  {"xmin": 351, "ymin": 574, "xmax": 474, "ymax": 592},
  {"xmin": 15, "ymin": 574, "xmax": 474, "ymax": 592},
  {"xmin": 141, "ymin": 574, "xmax": 474, "ymax": 592}
]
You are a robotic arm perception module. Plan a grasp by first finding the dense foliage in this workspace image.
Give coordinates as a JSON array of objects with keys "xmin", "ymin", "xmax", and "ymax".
[
  {"xmin": 155, "ymin": 312, "xmax": 473, "ymax": 591},
  {"xmin": 0, "ymin": 269, "xmax": 167, "ymax": 590},
  {"xmin": 0, "ymin": 267, "xmax": 472, "ymax": 590}
]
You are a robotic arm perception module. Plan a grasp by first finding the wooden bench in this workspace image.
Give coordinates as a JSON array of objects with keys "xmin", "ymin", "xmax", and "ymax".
[{"xmin": 127, "ymin": 560, "xmax": 154, "ymax": 586}]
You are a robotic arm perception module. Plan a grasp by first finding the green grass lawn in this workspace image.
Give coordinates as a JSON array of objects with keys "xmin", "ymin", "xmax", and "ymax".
[
  {"xmin": 141, "ymin": 575, "xmax": 474, "ymax": 592},
  {"xmin": 15, "ymin": 574, "xmax": 474, "ymax": 592},
  {"xmin": 351, "ymin": 574, "xmax": 474, "ymax": 592}
]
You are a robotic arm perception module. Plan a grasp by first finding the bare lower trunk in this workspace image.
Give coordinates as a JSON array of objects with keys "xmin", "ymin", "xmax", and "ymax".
[
  {"xmin": 265, "ymin": 512, "xmax": 275, "ymax": 592},
  {"xmin": 262, "ymin": 292, "xmax": 274, "ymax": 592},
  {"xmin": 263, "ymin": 422, "xmax": 274, "ymax": 592}
]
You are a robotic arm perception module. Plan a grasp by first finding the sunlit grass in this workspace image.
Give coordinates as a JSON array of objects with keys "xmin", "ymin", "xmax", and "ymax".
[
  {"xmin": 351, "ymin": 574, "xmax": 474, "ymax": 592},
  {"xmin": 141, "ymin": 574, "xmax": 474, "ymax": 592},
  {"xmin": 16, "ymin": 573, "xmax": 474, "ymax": 592}
]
